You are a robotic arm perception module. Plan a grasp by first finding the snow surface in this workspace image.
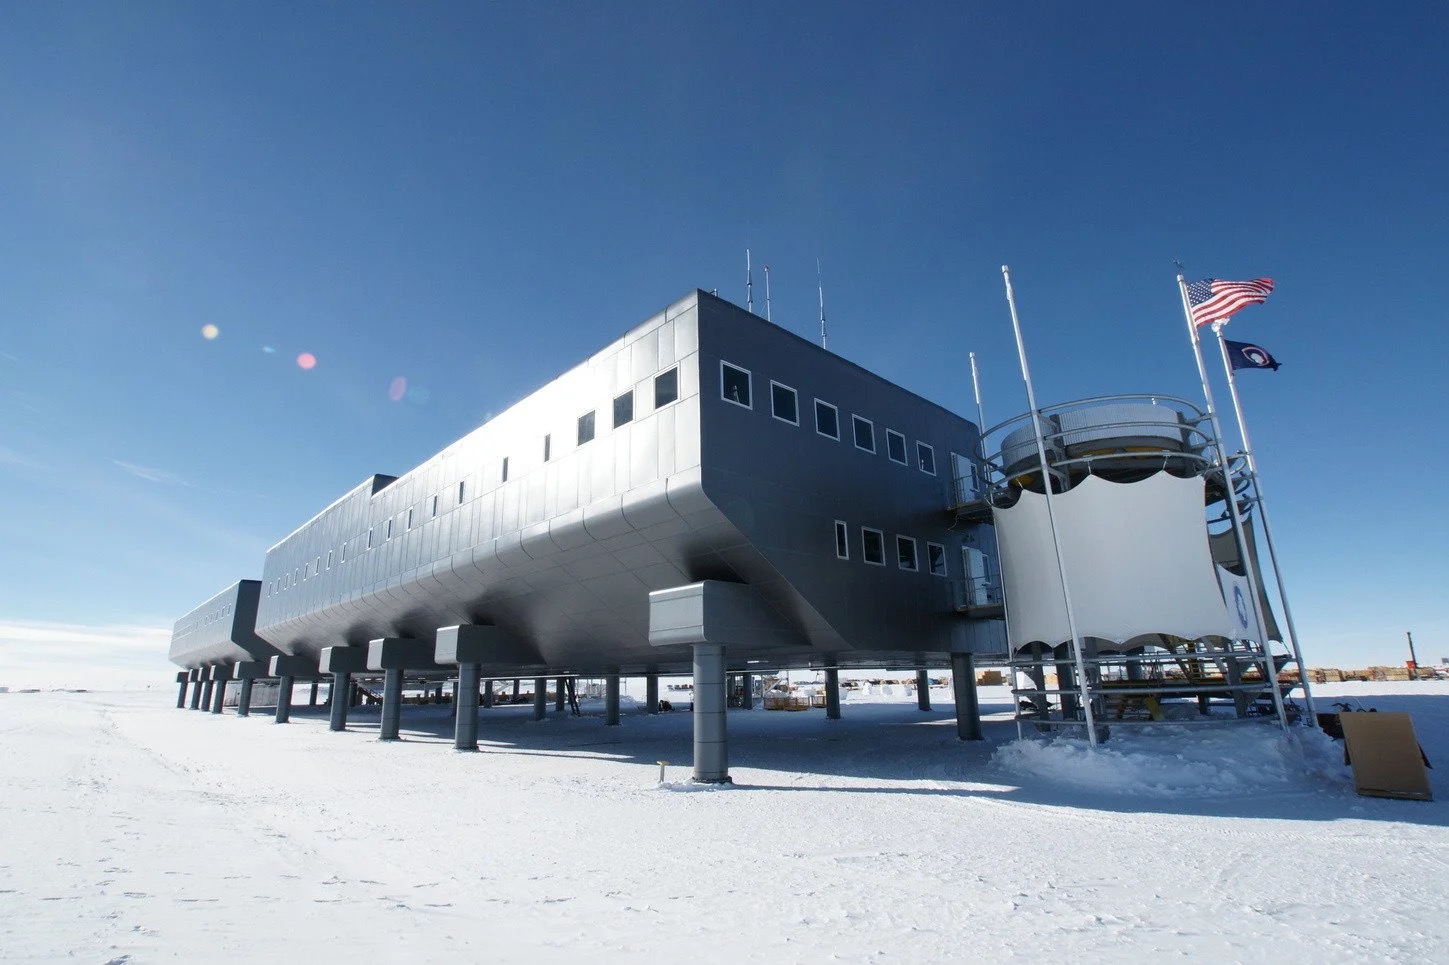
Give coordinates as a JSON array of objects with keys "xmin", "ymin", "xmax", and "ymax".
[{"xmin": 2, "ymin": 682, "xmax": 1447, "ymax": 963}]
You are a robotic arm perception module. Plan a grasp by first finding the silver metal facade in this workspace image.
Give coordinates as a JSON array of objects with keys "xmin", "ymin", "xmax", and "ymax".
[
  {"xmin": 168, "ymin": 580, "xmax": 278, "ymax": 669},
  {"xmin": 173, "ymin": 290, "xmax": 1003, "ymax": 676}
]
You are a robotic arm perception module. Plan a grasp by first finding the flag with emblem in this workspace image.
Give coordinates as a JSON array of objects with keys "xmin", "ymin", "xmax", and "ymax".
[
  {"xmin": 1224, "ymin": 339, "xmax": 1281, "ymax": 371},
  {"xmin": 1186, "ymin": 277, "xmax": 1274, "ymax": 327}
]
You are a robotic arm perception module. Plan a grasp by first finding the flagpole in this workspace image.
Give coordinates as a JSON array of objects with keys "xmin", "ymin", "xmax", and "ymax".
[
  {"xmin": 1176, "ymin": 275, "xmax": 1289, "ymax": 730},
  {"xmin": 1211, "ymin": 324, "xmax": 1319, "ymax": 725},
  {"xmin": 1002, "ymin": 266, "xmax": 1098, "ymax": 747}
]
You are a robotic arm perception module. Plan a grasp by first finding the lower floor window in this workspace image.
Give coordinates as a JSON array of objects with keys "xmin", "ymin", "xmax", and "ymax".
[
  {"xmin": 896, "ymin": 535, "xmax": 918, "ymax": 571},
  {"xmin": 862, "ymin": 527, "xmax": 885, "ymax": 565}
]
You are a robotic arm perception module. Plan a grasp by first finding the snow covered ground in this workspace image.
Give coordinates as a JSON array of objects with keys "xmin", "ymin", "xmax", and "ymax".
[{"xmin": 2, "ymin": 681, "xmax": 1446, "ymax": 963}]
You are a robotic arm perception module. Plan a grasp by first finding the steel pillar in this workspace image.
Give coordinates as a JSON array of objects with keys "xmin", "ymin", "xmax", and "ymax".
[
  {"xmin": 481, "ymin": 679, "xmax": 494, "ymax": 708},
  {"xmin": 824, "ymin": 667, "xmax": 841, "ymax": 720},
  {"xmin": 533, "ymin": 677, "xmax": 547, "ymax": 721},
  {"xmin": 646, "ymin": 674, "xmax": 659, "ymax": 714},
  {"xmin": 275, "ymin": 675, "xmax": 293, "ymax": 724},
  {"xmin": 379, "ymin": 669, "xmax": 403, "ymax": 740},
  {"xmin": 741, "ymin": 672, "xmax": 754, "ymax": 709},
  {"xmin": 555, "ymin": 677, "xmax": 565, "ymax": 712},
  {"xmin": 175, "ymin": 674, "xmax": 189, "ymax": 709},
  {"xmin": 200, "ymin": 677, "xmax": 215, "ymax": 712},
  {"xmin": 210, "ymin": 675, "xmax": 229, "ymax": 714},
  {"xmin": 951, "ymin": 653, "xmax": 983, "ymax": 740},
  {"xmin": 329, "ymin": 672, "xmax": 351, "ymax": 731},
  {"xmin": 692, "ymin": 644, "xmax": 729, "ymax": 783},
  {"xmin": 605, "ymin": 674, "xmax": 621, "ymax": 725},
  {"xmin": 917, "ymin": 669, "xmax": 932, "ymax": 711},
  {"xmin": 511, "ymin": 679, "xmax": 520, "ymax": 702},
  {"xmin": 190, "ymin": 675, "xmax": 205, "ymax": 710},
  {"xmin": 237, "ymin": 677, "xmax": 254, "ymax": 717},
  {"xmin": 308, "ymin": 680, "xmax": 319, "ymax": 707},
  {"xmin": 455, "ymin": 663, "xmax": 480, "ymax": 751}
]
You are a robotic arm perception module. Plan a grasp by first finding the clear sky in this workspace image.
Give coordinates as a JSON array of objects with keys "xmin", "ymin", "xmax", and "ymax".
[{"xmin": 2, "ymin": 1, "xmax": 1445, "ymax": 686}]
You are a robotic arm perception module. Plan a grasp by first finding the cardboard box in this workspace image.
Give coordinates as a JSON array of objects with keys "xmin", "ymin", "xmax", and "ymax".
[{"xmin": 1340, "ymin": 712, "xmax": 1433, "ymax": 801}]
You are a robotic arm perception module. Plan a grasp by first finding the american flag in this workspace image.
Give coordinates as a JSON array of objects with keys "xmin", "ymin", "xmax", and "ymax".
[{"xmin": 1186, "ymin": 277, "xmax": 1274, "ymax": 327}]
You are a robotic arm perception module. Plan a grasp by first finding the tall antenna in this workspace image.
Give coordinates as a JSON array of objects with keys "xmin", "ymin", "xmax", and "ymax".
[
  {"xmin": 746, "ymin": 248, "xmax": 754, "ymax": 315},
  {"xmin": 816, "ymin": 258, "xmax": 828, "ymax": 349},
  {"xmin": 763, "ymin": 265, "xmax": 772, "ymax": 321}
]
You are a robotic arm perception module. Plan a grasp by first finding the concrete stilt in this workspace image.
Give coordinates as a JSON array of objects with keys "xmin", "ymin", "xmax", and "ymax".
[
  {"xmin": 189, "ymin": 671, "xmax": 205, "ymax": 710},
  {"xmin": 741, "ymin": 673, "xmax": 754, "ymax": 710},
  {"xmin": 646, "ymin": 674, "xmax": 659, "ymax": 714},
  {"xmin": 308, "ymin": 680, "xmax": 319, "ymax": 707},
  {"xmin": 237, "ymin": 677, "xmax": 254, "ymax": 717},
  {"xmin": 692, "ymin": 643, "xmax": 729, "ymax": 783},
  {"xmin": 951, "ymin": 652, "xmax": 983, "ymax": 740},
  {"xmin": 450, "ymin": 679, "xmax": 459, "ymax": 721},
  {"xmin": 555, "ymin": 677, "xmax": 565, "ymax": 712},
  {"xmin": 533, "ymin": 677, "xmax": 547, "ymax": 721},
  {"xmin": 511, "ymin": 679, "xmax": 520, "ymax": 702},
  {"xmin": 275, "ymin": 675, "xmax": 294, "ymax": 724},
  {"xmin": 201, "ymin": 676, "xmax": 215, "ymax": 712},
  {"xmin": 481, "ymin": 680, "xmax": 494, "ymax": 708},
  {"xmin": 604, "ymin": 674, "xmax": 621, "ymax": 725},
  {"xmin": 455, "ymin": 663, "xmax": 480, "ymax": 751},
  {"xmin": 379, "ymin": 668, "xmax": 403, "ymax": 740},
  {"xmin": 824, "ymin": 666, "xmax": 841, "ymax": 720},
  {"xmin": 210, "ymin": 672, "xmax": 230, "ymax": 714},
  {"xmin": 916, "ymin": 669, "xmax": 932, "ymax": 711},
  {"xmin": 175, "ymin": 673, "xmax": 189, "ymax": 709},
  {"xmin": 329, "ymin": 672, "xmax": 351, "ymax": 731}
]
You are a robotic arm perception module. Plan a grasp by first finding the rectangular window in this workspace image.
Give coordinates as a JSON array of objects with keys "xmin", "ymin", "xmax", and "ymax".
[
  {"xmin": 431, "ymin": 495, "xmax": 439, "ymax": 517},
  {"xmin": 367, "ymin": 528, "xmax": 373, "ymax": 549},
  {"xmin": 341, "ymin": 540, "xmax": 347, "ymax": 562},
  {"xmin": 886, "ymin": 429, "xmax": 907, "ymax": 465},
  {"xmin": 834, "ymin": 520, "xmax": 850, "ymax": 560},
  {"xmin": 927, "ymin": 542, "xmax": 948, "ymax": 577},
  {"xmin": 770, "ymin": 381, "xmax": 799, "ymax": 425},
  {"xmin": 458, "ymin": 480, "xmax": 466, "ymax": 504},
  {"xmin": 386, "ymin": 518, "xmax": 394, "ymax": 540},
  {"xmin": 655, "ymin": 368, "xmax": 679, "ymax": 408},
  {"xmin": 543, "ymin": 434, "xmax": 552, "ymax": 462},
  {"xmin": 326, "ymin": 550, "xmax": 333, "ymax": 569},
  {"xmin": 501, "ymin": 457, "xmax": 510, "ymax": 482},
  {"xmin": 861, "ymin": 527, "xmax": 886, "ymax": 566},
  {"xmin": 896, "ymin": 535, "xmax": 918, "ymax": 571},
  {"xmin": 918, "ymin": 442, "xmax": 937, "ymax": 475},
  {"xmin": 613, "ymin": 391, "xmax": 634, "ymax": 428},
  {"xmin": 577, "ymin": 411, "xmax": 595, "ymax": 445},
  {"xmin": 721, "ymin": 361, "xmax": 752, "ymax": 408},
  {"xmin": 406, "ymin": 508, "xmax": 414, "ymax": 530},
  {"xmin": 852, "ymin": 415, "xmax": 875, "ymax": 453},
  {"xmin": 815, "ymin": 400, "xmax": 839, "ymax": 440}
]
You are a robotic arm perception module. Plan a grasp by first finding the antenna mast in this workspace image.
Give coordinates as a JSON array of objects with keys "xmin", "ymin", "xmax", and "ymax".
[
  {"xmin": 746, "ymin": 248, "xmax": 754, "ymax": 315},
  {"xmin": 816, "ymin": 258, "xmax": 828, "ymax": 349},
  {"xmin": 763, "ymin": 265, "xmax": 772, "ymax": 321}
]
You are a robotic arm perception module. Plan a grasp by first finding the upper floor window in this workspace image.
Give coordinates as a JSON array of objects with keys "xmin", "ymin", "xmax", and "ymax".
[
  {"xmin": 326, "ymin": 550, "xmax": 333, "ymax": 569},
  {"xmin": 815, "ymin": 400, "xmax": 839, "ymax": 440},
  {"xmin": 861, "ymin": 527, "xmax": 886, "ymax": 566},
  {"xmin": 927, "ymin": 542, "xmax": 948, "ymax": 577},
  {"xmin": 918, "ymin": 442, "xmax": 937, "ymax": 475},
  {"xmin": 655, "ymin": 368, "xmax": 679, "ymax": 408},
  {"xmin": 543, "ymin": 434, "xmax": 552, "ymax": 462},
  {"xmin": 431, "ymin": 494, "xmax": 439, "ymax": 517},
  {"xmin": 896, "ymin": 535, "xmax": 918, "ymax": 571},
  {"xmin": 770, "ymin": 382, "xmax": 799, "ymax": 425},
  {"xmin": 386, "ymin": 518, "xmax": 394, "ymax": 540},
  {"xmin": 886, "ymin": 429, "xmax": 907, "ymax": 465},
  {"xmin": 406, "ymin": 508, "xmax": 414, "ymax": 530},
  {"xmin": 578, "ymin": 411, "xmax": 595, "ymax": 446},
  {"xmin": 501, "ymin": 457, "xmax": 510, "ymax": 482},
  {"xmin": 613, "ymin": 391, "xmax": 634, "ymax": 428},
  {"xmin": 852, "ymin": 415, "xmax": 875, "ymax": 453},
  {"xmin": 721, "ymin": 361, "xmax": 751, "ymax": 409},
  {"xmin": 834, "ymin": 520, "xmax": 850, "ymax": 560},
  {"xmin": 458, "ymin": 480, "xmax": 466, "ymax": 504}
]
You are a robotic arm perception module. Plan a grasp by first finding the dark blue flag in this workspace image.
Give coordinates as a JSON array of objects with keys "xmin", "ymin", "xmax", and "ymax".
[{"xmin": 1224, "ymin": 339, "xmax": 1281, "ymax": 371}]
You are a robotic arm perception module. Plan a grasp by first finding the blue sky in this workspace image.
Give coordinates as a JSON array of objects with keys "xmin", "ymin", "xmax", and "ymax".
[{"xmin": 2, "ymin": 1, "xmax": 1445, "ymax": 684}]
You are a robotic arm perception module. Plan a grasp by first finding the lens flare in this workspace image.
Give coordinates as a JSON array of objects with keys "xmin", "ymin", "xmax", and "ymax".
[
  {"xmin": 388, "ymin": 376, "xmax": 407, "ymax": 402},
  {"xmin": 296, "ymin": 352, "xmax": 317, "ymax": 370},
  {"xmin": 201, "ymin": 324, "xmax": 220, "ymax": 340}
]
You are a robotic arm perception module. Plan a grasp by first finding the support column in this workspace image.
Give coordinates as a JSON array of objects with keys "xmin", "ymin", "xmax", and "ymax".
[
  {"xmin": 533, "ymin": 677, "xmax": 547, "ymax": 721},
  {"xmin": 200, "ymin": 674, "xmax": 215, "ymax": 712},
  {"xmin": 1055, "ymin": 646, "xmax": 1079, "ymax": 721},
  {"xmin": 741, "ymin": 672, "xmax": 754, "ymax": 710},
  {"xmin": 511, "ymin": 679, "xmax": 520, "ymax": 702},
  {"xmin": 455, "ymin": 663, "xmax": 480, "ymax": 751},
  {"xmin": 951, "ymin": 652, "xmax": 983, "ymax": 740},
  {"xmin": 309, "ymin": 680, "xmax": 319, "ymax": 707},
  {"xmin": 210, "ymin": 669, "xmax": 231, "ymax": 714},
  {"xmin": 175, "ymin": 672, "xmax": 189, "ymax": 709},
  {"xmin": 481, "ymin": 680, "xmax": 494, "ymax": 708},
  {"xmin": 237, "ymin": 677, "xmax": 254, "ymax": 717},
  {"xmin": 189, "ymin": 671, "xmax": 205, "ymax": 710},
  {"xmin": 824, "ymin": 666, "xmax": 841, "ymax": 720},
  {"xmin": 329, "ymin": 672, "xmax": 351, "ymax": 731},
  {"xmin": 379, "ymin": 668, "xmax": 403, "ymax": 740},
  {"xmin": 917, "ymin": 669, "xmax": 932, "ymax": 711},
  {"xmin": 605, "ymin": 674, "xmax": 621, "ymax": 725},
  {"xmin": 275, "ymin": 675, "xmax": 294, "ymax": 724},
  {"xmin": 692, "ymin": 643, "xmax": 729, "ymax": 783},
  {"xmin": 646, "ymin": 674, "xmax": 660, "ymax": 714},
  {"xmin": 1226, "ymin": 648, "xmax": 1250, "ymax": 718},
  {"xmin": 555, "ymin": 677, "xmax": 565, "ymax": 712}
]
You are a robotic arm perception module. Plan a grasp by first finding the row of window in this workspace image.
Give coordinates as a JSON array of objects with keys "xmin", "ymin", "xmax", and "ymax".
[
  {"xmin": 720, "ymin": 361, "xmax": 937, "ymax": 474},
  {"xmin": 833, "ymin": 520, "xmax": 949, "ymax": 576},
  {"xmin": 174, "ymin": 602, "xmax": 235, "ymax": 639},
  {"xmin": 269, "ymin": 367, "xmax": 683, "ymax": 598}
]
